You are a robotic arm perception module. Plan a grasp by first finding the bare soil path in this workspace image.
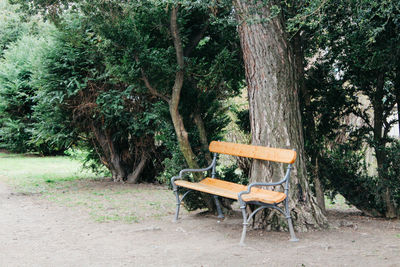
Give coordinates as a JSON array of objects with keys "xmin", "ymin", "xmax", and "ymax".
[{"xmin": 1, "ymin": 181, "xmax": 400, "ymax": 267}]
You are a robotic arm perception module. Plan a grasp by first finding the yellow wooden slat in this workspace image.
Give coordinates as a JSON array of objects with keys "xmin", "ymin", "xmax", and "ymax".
[
  {"xmin": 175, "ymin": 178, "xmax": 286, "ymax": 204},
  {"xmin": 208, "ymin": 141, "xmax": 296, "ymax": 164}
]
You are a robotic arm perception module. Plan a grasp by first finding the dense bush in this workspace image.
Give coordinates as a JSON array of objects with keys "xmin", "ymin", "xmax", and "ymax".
[
  {"xmin": 0, "ymin": 0, "xmax": 28, "ymax": 55},
  {"xmin": 29, "ymin": 12, "xmax": 164, "ymax": 182},
  {"xmin": 319, "ymin": 140, "xmax": 400, "ymax": 217},
  {"xmin": 0, "ymin": 30, "xmax": 67, "ymax": 154}
]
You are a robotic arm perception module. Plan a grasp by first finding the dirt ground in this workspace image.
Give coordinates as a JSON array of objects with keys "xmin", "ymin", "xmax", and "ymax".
[{"xmin": 1, "ymin": 181, "xmax": 400, "ymax": 267}]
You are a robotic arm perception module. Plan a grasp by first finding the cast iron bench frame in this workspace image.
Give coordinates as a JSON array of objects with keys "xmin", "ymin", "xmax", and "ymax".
[{"xmin": 171, "ymin": 141, "xmax": 299, "ymax": 244}]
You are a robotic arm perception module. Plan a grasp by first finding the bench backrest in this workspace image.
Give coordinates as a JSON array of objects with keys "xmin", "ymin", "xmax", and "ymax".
[{"xmin": 209, "ymin": 141, "xmax": 296, "ymax": 164}]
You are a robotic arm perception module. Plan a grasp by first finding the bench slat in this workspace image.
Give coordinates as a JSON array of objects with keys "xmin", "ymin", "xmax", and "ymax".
[
  {"xmin": 209, "ymin": 141, "xmax": 296, "ymax": 164},
  {"xmin": 175, "ymin": 178, "xmax": 286, "ymax": 204}
]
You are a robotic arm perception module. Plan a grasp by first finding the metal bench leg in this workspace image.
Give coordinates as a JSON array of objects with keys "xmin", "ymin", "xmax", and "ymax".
[
  {"xmin": 239, "ymin": 203, "xmax": 248, "ymax": 245},
  {"xmin": 213, "ymin": 195, "xmax": 224, "ymax": 219},
  {"xmin": 173, "ymin": 189, "xmax": 180, "ymax": 222},
  {"xmin": 287, "ymin": 216, "xmax": 298, "ymax": 242},
  {"xmin": 285, "ymin": 199, "xmax": 299, "ymax": 242}
]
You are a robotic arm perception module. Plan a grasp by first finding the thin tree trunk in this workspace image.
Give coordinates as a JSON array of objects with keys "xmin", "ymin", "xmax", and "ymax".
[
  {"xmin": 373, "ymin": 74, "xmax": 396, "ymax": 218},
  {"xmin": 169, "ymin": 104, "xmax": 200, "ymax": 171},
  {"xmin": 91, "ymin": 122, "xmax": 126, "ymax": 182},
  {"xmin": 397, "ymin": 93, "xmax": 400, "ymax": 138},
  {"xmin": 293, "ymin": 33, "xmax": 326, "ymax": 213},
  {"xmin": 137, "ymin": 6, "xmax": 201, "ymax": 173},
  {"xmin": 395, "ymin": 70, "xmax": 400, "ymax": 137},
  {"xmin": 169, "ymin": 7, "xmax": 217, "ymax": 211},
  {"xmin": 127, "ymin": 153, "xmax": 148, "ymax": 184},
  {"xmin": 194, "ymin": 112, "xmax": 212, "ymax": 164},
  {"xmin": 169, "ymin": 6, "xmax": 200, "ymax": 172},
  {"xmin": 234, "ymin": 0, "xmax": 327, "ymax": 231},
  {"xmin": 313, "ymin": 156, "xmax": 326, "ymax": 213}
]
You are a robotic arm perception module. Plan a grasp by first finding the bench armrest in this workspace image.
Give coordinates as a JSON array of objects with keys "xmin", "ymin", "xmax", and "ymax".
[
  {"xmin": 238, "ymin": 180, "xmax": 286, "ymax": 203},
  {"xmin": 178, "ymin": 165, "xmax": 213, "ymax": 177},
  {"xmin": 171, "ymin": 156, "xmax": 217, "ymax": 188},
  {"xmin": 238, "ymin": 164, "xmax": 293, "ymax": 203}
]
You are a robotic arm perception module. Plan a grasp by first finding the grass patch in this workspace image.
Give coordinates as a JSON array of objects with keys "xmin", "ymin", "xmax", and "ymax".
[
  {"xmin": 92, "ymin": 212, "xmax": 139, "ymax": 223},
  {"xmin": 0, "ymin": 152, "xmax": 96, "ymax": 193},
  {"xmin": 325, "ymin": 194, "xmax": 354, "ymax": 210},
  {"xmin": 42, "ymin": 182, "xmax": 176, "ymax": 223},
  {"xmin": 0, "ymin": 152, "xmax": 176, "ymax": 223}
]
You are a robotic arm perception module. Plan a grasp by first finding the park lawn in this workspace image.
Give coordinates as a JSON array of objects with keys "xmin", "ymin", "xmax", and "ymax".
[
  {"xmin": 0, "ymin": 152, "xmax": 176, "ymax": 223},
  {"xmin": 0, "ymin": 151, "xmax": 95, "ymax": 193}
]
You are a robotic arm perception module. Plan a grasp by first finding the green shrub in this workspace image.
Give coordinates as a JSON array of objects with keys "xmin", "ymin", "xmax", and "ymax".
[
  {"xmin": 320, "ymin": 141, "xmax": 400, "ymax": 217},
  {"xmin": 0, "ymin": 31, "xmax": 66, "ymax": 154}
]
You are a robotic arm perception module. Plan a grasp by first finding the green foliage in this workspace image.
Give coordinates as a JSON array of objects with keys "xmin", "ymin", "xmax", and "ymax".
[
  {"xmin": 0, "ymin": 119, "xmax": 31, "ymax": 152},
  {"xmin": 0, "ymin": 0, "xmax": 26, "ymax": 55},
  {"xmin": 0, "ymin": 0, "xmax": 49, "ymax": 56},
  {"xmin": 284, "ymin": 0, "xmax": 400, "ymax": 217},
  {"xmin": 320, "ymin": 141, "xmax": 400, "ymax": 217},
  {"xmin": 0, "ymin": 29, "xmax": 66, "ymax": 154},
  {"xmin": 74, "ymin": 1, "xmax": 242, "ymax": 185},
  {"xmin": 319, "ymin": 145, "xmax": 383, "ymax": 216},
  {"xmin": 29, "ymin": 11, "xmax": 164, "ymax": 181},
  {"xmin": 380, "ymin": 141, "xmax": 400, "ymax": 207},
  {"xmin": 4, "ymin": 0, "xmax": 398, "ymax": 219},
  {"xmin": 233, "ymin": 108, "xmax": 250, "ymax": 135},
  {"xmin": 15, "ymin": 0, "xmax": 244, "ymax": 188},
  {"xmin": 0, "ymin": 1, "xmax": 67, "ymax": 155},
  {"xmin": 218, "ymin": 164, "xmax": 248, "ymax": 185}
]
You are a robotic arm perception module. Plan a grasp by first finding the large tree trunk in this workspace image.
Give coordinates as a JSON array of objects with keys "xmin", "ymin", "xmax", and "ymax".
[{"xmin": 234, "ymin": 0, "xmax": 327, "ymax": 231}]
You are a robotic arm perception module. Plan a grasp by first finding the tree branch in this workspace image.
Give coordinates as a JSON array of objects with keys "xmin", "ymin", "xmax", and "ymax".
[
  {"xmin": 184, "ymin": 19, "xmax": 209, "ymax": 57},
  {"xmin": 382, "ymin": 98, "xmax": 397, "ymax": 121},
  {"xmin": 383, "ymin": 117, "xmax": 398, "ymax": 138},
  {"xmin": 353, "ymin": 108, "xmax": 373, "ymax": 131},
  {"xmin": 170, "ymin": 5, "xmax": 185, "ymax": 109},
  {"xmin": 171, "ymin": 6, "xmax": 184, "ymax": 69},
  {"xmin": 135, "ymin": 55, "xmax": 170, "ymax": 102},
  {"xmin": 140, "ymin": 69, "xmax": 170, "ymax": 102}
]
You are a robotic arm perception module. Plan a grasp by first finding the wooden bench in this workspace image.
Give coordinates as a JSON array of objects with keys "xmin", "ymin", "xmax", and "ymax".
[{"xmin": 171, "ymin": 141, "xmax": 299, "ymax": 244}]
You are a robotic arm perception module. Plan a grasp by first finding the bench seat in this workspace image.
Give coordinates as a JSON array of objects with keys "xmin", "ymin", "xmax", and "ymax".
[{"xmin": 175, "ymin": 178, "xmax": 286, "ymax": 204}]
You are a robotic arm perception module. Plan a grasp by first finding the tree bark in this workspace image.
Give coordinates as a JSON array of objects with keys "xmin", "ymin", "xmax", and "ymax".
[
  {"xmin": 127, "ymin": 153, "xmax": 148, "ymax": 183},
  {"xmin": 313, "ymin": 156, "xmax": 326, "ymax": 214},
  {"xmin": 91, "ymin": 122, "xmax": 126, "ymax": 182},
  {"xmin": 193, "ymin": 112, "xmax": 212, "ymax": 164},
  {"xmin": 373, "ymin": 74, "xmax": 396, "ymax": 218},
  {"xmin": 397, "ymin": 91, "xmax": 400, "ymax": 138},
  {"xmin": 234, "ymin": 0, "xmax": 327, "ymax": 231},
  {"xmin": 395, "ymin": 69, "xmax": 400, "ymax": 137}
]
